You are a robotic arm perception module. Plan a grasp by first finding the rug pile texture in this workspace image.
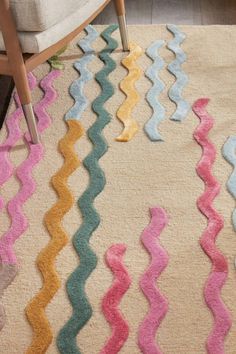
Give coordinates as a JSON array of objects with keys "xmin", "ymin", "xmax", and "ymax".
[{"xmin": 0, "ymin": 24, "xmax": 236, "ymax": 354}]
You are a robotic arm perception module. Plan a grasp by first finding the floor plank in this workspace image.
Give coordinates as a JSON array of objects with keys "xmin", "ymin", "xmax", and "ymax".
[
  {"xmin": 94, "ymin": 0, "xmax": 236, "ymax": 25},
  {"xmin": 151, "ymin": 0, "xmax": 202, "ymax": 25},
  {"xmin": 93, "ymin": 0, "xmax": 153, "ymax": 25},
  {"xmin": 92, "ymin": 1, "xmax": 117, "ymax": 24},
  {"xmin": 125, "ymin": 0, "xmax": 152, "ymax": 24},
  {"xmin": 201, "ymin": 0, "xmax": 236, "ymax": 25}
]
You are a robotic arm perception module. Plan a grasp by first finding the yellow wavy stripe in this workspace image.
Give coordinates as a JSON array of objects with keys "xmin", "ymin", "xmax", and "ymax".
[
  {"xmin": 116, "ymin": 42, "xmax": 143, "ymax": 142},
  {"xmin": 25, "ymin": 120, "xmax": 83, "ymax": 354}
]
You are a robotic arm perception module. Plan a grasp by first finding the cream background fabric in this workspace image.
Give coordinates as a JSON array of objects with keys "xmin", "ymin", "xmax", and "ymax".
[
  {"xmin": 0, "ymin": 0, "xmax": 108, "ymax": 53},
  {"xmin": 0, "ymin": 25, "xmax": 236, "ymax": 353}
]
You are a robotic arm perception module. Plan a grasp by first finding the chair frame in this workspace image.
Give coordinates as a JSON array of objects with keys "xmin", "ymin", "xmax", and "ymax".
[{"xmin": 0, "ymin": 0, "xmax": 129, "ymax": 143}]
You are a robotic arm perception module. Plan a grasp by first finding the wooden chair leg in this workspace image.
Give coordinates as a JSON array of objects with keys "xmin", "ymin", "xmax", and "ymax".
[
  {"xmin": 113, "ymin": 0, "xmax": 129, "ymax": 51},
  {"xmin": 0, "ymin": 0, "xmax": 40, "ymax": 144}
]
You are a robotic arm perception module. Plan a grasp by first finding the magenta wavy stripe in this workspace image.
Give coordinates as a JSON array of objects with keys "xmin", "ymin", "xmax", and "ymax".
[
  {"xmin": 100, "ymin": 244, "xmax": 131, "ymax": 354},
  {"xmin": 0, "ymin": 69, "xmax": 61, "ymax": 264},
  {"xmin": 0, "ymin": 73, "xmax": 37, "ymax": 211},
  {"xmin": 193, "ymin": 98, "xmax": 232, "ymax": 354},
  {"xmin": 138, "ymin": 207, "xmax": 168, "ymax": 354},
  {"xmin": 0, "ymin": 69, "xmax": 60, "ymax": 331}
]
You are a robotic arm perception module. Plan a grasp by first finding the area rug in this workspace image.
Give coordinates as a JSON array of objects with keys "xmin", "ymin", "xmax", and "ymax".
[{"xmin": 0, "ymin": 24, "xmax": 236, "ymax": 354}]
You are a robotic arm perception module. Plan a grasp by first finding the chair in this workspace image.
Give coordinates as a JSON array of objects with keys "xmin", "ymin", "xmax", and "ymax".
[{"xmin": 0, "ymin": 0, "xmax": 129, "ymax": 143}]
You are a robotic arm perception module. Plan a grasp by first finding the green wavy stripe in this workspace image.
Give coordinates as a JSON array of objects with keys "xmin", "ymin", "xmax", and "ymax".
[{"xmin": 57, "ymin": 24, "xmax": 118, "ymax": 354}]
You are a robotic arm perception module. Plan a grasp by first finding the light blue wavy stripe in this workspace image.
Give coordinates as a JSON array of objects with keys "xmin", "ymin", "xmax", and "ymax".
[
  {"xmin": 145, "ymin": 40, "xmax": 165, "ymax": 141},
  {"xmin": 167, "ymin": 24, "xmax": 190, "ymax": 122},
  {"xmin": 65, "ymin": 25, "xmax": 99, "ymax": 121},
  {"xmin": 222, "ymin": 136, "xmax": 236, "ymax": 267}
]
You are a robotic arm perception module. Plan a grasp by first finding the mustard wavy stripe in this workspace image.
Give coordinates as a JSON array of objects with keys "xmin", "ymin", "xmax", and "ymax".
[
  {"xmin": 25, "ymin": 120, "xmax": 83, "ymax": 354},
  {"xmin": 116, "ymin": 42, "xmax": 143, "ymax": 142}
]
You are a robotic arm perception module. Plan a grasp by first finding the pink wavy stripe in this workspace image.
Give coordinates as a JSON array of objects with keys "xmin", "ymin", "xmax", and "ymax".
[
  {"xmin": 29, "ymin": 69, "xmax": 61, "ymax": 139},
  {"xmin": 100, "ymin": 244, "xmax": 131, "ymax": 354},
  {"xmin": 138, "ymin": 207, "xmax": 168, "ymax": 354},
  {"xmin": 0, "ymin": 73, "xmax": 37, "ymax": 330},
  {"xmin": 193, "ymin": 98, "xmax": 232, "ymax": 354},
  {"xmin": 0, "ymin": 73, "xmax": 37, "ymax": 210},
  {"xmin": 0, "ymin": 69, "xmax": 61, "ymax": 264}
]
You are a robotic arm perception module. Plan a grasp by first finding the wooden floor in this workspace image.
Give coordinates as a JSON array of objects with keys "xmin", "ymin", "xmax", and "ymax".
[
  {"xmin": 93, "ymin": 0, "xmax": 236, "ymax": 25},
  {"xmin": 1, "ymin": 0, "xmax": 236, "ymax": 127}
]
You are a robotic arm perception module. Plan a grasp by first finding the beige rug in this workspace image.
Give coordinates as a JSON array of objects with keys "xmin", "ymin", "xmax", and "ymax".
[{"xmin": 0, "ymin": 24, "xmax": 236, "ymax": 353}]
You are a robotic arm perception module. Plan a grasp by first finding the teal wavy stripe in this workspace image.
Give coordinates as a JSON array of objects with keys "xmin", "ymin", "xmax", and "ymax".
[
  {"xmin": 57, "ymin": 24, "xmax": 118, "ymax": 354},
  {"xmin": 167, "ymin": 24, "xmax": 190, "ymax": 121},
  {"xmin": 145, "ymin": 40, "xmax": 165, "ymax": 141},
  {"xmin": 65, "ymin": 25, "xmax": 99, "ymax": 121},
  {"xmin": 222, "ymin": 136, "xmax": 236, "ymax": 266}
]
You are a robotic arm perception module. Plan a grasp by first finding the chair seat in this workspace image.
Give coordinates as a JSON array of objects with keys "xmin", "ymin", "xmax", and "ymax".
[
  {"xmin": 10, "ymin": 0, "xmax": 89, "ymax": 32},
  {"xmin": 0, "ymin": 0, "xmax": 107, "ymax": 53}
]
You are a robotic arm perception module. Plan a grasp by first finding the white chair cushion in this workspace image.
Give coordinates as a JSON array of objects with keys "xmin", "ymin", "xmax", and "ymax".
[
  {"xmin": 10, "ymin": 0, "xmax": 89, "ymax": 32},
  {"xmin": 0, "ymin": 0, "xmax": 109, "ymax": 53}
]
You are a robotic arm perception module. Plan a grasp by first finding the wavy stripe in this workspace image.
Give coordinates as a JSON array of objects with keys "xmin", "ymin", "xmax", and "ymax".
[
  {"xmin": 0, "ymin": 73, "xmax": 37, "ymax": 211},
  {"xmin": 0, "ymin": 70, "xmax": 60, "ymax": 332},
  {"xmin": 116, "ymin": 42, "xmax": 143, "ymax": 142},
  {"xmin": 100, "ymin": 244, "xmax": 131, "ymax": 354},
  {"xmin": 25, "ymin": 120, "xmax": 83, "ymax": 354},
  {"xmin": 0, "ymin": 73, "xmax": 36, "ymax": 331},
  {"xmin": 65, "ymin": 25, "xmax": 99, "ymax": 121},
  {"xmin": 222, "ymin": 136, "xmax": 236, "ymax": 267},
  {"xmin": 0, "ymin": 69, "xmax": 60, "ymax": 264},
  {"xmin": 167, "ymin": 24, "xmax": 190, "ymax": 122},
  {"xmin": 0, "ymin": 140, "xmax": 42, "ymax": 262},
  {"xmin": 57, "ymin": 24, "xmax": 118, "ymax": 354},
  {"xmin": 33, "ymin": 70, "xmax": 61, "ymax": 134},
  {"xmin": 138, "ymin": 207, "xmax": 169, "ymax": 354},
  {"xmin": 222, "ymin": 137, "xmax": 236, "ymax": 226},
  {"xmin": 145, "ymin": 41, "xmax": 165, "ymax": 141},
  {"xmin": 193, "ymin": 98, "xmax": 232, "ymax": 354}
]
